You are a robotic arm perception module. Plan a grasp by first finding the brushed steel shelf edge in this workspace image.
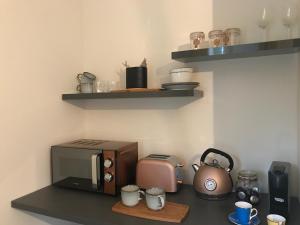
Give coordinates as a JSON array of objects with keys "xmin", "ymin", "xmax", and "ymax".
[
  {"xmin": 62, "ymin": 90, "xmax": 203, "ymax": 100},
  {"xmin": 172, "ymin": 38, "xmax": 300, "ymax": 62}
]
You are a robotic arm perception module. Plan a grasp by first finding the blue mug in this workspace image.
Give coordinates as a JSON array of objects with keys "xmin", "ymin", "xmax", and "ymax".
[{"xmin": 235, "ymin": 201, "xmax": 258, "ymax": 224}]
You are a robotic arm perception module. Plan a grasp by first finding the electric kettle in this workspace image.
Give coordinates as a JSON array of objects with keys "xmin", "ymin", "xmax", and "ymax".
[{"xmin": 192, "ymin": 148, "xmax": 234, "ymax": 200}]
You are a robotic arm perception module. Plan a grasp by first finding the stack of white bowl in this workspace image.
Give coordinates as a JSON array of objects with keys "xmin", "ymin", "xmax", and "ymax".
[{"xmin": 170, "ymin": 68, "xmax": 193, "ymax": 83}]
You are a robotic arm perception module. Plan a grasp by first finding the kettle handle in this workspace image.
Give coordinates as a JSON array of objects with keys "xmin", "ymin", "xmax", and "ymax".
[{"xmin": 200, "ymin": 148, "xmax": 234, "ymax": 172}]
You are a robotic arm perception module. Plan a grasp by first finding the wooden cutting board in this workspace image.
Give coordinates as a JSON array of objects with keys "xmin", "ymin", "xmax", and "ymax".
[{"xmin": 112, "ymin": 201, "xmax": 189, "ymax": 223}]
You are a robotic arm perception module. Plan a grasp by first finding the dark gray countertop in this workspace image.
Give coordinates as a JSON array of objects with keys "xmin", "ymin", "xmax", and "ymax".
[{"xmin": 11, "ymin": 185, "xmax": 300, "ymax": 225}]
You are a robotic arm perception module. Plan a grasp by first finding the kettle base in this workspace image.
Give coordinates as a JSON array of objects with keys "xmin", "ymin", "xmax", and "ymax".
[{"xmin": 195, "ymin": 191, "xmax": 232, "ymax": 200}]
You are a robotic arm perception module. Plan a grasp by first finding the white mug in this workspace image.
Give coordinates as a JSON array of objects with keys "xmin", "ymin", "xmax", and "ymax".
[
  {"xmin": 121, "ymin": 185, "xmax": 144, "ymax": 207},
  {"xmin": 267, "ymin": 214, "xmax": 286, "ymax": 225},
  {"xmin": 145, "ymin": 187, "xmax": 166, "ymax": 211},
  {"xmin": 77, "ymin": 83, "xmax": 94, "ymax": 93}
]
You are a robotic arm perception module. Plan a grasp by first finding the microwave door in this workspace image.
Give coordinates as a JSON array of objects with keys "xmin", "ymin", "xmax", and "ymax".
[{"xmin": 52, "ymin": 148, "xmax": 103, "ymax": 192}]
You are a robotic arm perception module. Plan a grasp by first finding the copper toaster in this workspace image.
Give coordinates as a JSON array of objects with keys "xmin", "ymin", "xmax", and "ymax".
[{"xmin": 136, "ymin": 154, "xmax": 184, "ymax": 192}]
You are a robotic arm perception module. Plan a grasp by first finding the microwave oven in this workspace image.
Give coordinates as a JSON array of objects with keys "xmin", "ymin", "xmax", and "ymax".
[{"xmin": 51, "ymin": 139, "xmax": 138, "ymax": 195}]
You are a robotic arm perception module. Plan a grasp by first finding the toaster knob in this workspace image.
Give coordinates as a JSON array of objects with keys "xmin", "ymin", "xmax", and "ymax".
[
  {"xmin": 104, "ymin": 172, "xmax": 113, "ymax": 182},
  {"xmin": 104, "ymin": 159, "xmax": 113, "ymax": 168}
]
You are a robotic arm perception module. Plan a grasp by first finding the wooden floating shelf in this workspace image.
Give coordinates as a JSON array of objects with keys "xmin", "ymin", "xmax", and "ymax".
[
  {"xmin": 172, "ymin": 38, "xmax": 300, "ymax": 62},
  {"xmin": 62, "ymin": 90, "xmax": 202, "ymax": 100}
]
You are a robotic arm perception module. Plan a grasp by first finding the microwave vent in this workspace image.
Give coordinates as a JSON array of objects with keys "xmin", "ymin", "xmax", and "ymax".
[
  {"xmin": 69, "ymin": 139, "xmax": 106, "ymax": 147},
  {"xmin": 55, "ymin": 139, "xmax": 135, "ymax": 151}
]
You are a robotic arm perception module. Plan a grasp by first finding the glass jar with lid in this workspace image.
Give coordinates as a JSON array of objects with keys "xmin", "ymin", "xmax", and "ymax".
[
  {"xmin": 190, "ymin": 32, "xmax": 205, "ymax": 49},
  {"xmin": 208, "ymin": 30, "xmax": 225, "ymax": 48},
  {"xmin": 236, "ymin": 170, "xmax": 260, "ymax": 205},
  {"xmin": 225, "ymin": 28, "xmax": 241, "ymax": 46}
]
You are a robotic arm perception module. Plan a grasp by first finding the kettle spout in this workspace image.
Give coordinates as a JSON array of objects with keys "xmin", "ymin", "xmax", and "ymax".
[{"xmin": 192, "ymin": 164, "xmax": 200, "ymax": 173}]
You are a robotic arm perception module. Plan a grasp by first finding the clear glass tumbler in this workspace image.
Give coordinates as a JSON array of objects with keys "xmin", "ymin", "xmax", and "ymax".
[
  {"xmin": 208, "ymin": 30, "xmax": 225, "ymax": 48},
  {"xmin": 95, "ymin": 80, "xmax": 118, "ymax": 93},
  {"xmin": 225, "ymin": 28, "xmax": 241, "ymax": 46},
  {"xmin": 190, "ymin": 32, "xmax": 205, "ymax": 49}
]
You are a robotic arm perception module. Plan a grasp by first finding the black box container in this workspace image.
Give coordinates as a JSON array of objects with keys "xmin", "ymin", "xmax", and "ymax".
[
  {"xmin": 126, "ymin": 67, "xmax": 147, "ymax": 89},
  {"xmin": 268, "ymin": 161, "xmax": 291, "ymax": 219}
]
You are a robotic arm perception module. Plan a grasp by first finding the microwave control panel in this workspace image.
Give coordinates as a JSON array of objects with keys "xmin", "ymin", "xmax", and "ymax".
[{"xmin": 103, "ymin": 150, "xmax": 116, "ymax": 195}]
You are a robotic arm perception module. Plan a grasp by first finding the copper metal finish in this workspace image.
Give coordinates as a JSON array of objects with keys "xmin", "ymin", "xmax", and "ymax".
[
  {"xmin": 193, "ymin": 164, "xmax": 232, "ymax": 195},
  {"xmin": 103, "ymin": 150, "xmax": 116, "ymax": 195},
  {"xmin": 52, "ymin": 139, "xmax": 138, "ymax": 196},
  {"xmin": 192, "ymin": 148, "xmax": 234, "ymax": 199},
  {"xmin": 136, "ymin": 155, "xmax": 183, "ymax": 193},
  {"xmin": 115, "ymin": 142, "xmax": 138, "ymax": 193},
  {"xmin": 102, "ymin": 141, "xmax": 138, "ymax": 195}
]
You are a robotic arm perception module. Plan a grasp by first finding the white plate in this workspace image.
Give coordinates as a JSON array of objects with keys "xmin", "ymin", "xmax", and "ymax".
[{"xmin": 162, "ymin": 82, "xmax": 199, "ymax": 90}]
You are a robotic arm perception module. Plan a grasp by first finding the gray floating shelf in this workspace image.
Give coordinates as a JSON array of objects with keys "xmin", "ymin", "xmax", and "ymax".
[
  {"xmin": 62, "ymin": 90, "xmax": 202, "ymax": 100},
  {"xmin": 172, "ymin": 38, "xmax": 300, "ymax": 62}
]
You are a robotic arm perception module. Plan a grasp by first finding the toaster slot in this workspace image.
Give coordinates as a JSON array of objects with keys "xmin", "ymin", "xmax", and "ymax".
[{"xmin": 148, "ymin": 154, "xmax": 170, "ymax": 159}]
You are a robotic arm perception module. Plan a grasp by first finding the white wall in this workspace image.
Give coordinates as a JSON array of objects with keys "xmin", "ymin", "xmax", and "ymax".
[
  {"xmin": 82, "ymin": 0, "xmax": 214, "ymax": 185},
  {"xmin": 0, "ymin": 0, "xmax": 84, "ymax": 224},
  {"xmin": 82, "ymin": 0, "xmax": 300, "ymax": 195},
  {"xmin": 213, "ymin": 0, "xmax": 300, "ymax": 43},
  {"xmin": 2, "ymin": 0, "xmax": 300, "ymax": 225},
  {"xmin": 211, "ymin": 0, "xmax": 300, "ymax": 195}
]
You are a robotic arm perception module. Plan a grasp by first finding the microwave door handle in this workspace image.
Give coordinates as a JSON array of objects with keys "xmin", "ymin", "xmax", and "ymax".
[{"xmin": 91, "ymin": 154, "xmax": 98, "ymax": 189}]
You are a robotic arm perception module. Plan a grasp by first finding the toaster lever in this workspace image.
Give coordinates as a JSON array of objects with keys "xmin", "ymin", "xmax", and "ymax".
[{"xmin": 177, "ymin": 180, "xmax": 183, "ymax": 184}]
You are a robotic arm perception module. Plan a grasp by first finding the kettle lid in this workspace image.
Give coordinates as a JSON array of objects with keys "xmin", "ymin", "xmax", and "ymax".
[
  {"xmin": 238, "ymin": 170, "xmax": 257, "ymax": 181},
  {"xmin": 205, "ymin": 159, "xmax": 222, "ymax": 168}
]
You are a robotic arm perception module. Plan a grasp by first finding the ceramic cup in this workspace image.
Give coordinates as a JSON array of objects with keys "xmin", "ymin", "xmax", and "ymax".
[
  {"xmin": 77, "ymin": 82, "xmax": 94, "ymax": 93},
  {"xmin": 267, "ymin": 214, "xmax": 286, "ymax": 225},
  {"xmin": 121, "ymin": 185, "xmax": 144, "ymax": 207},
  {"xmin": 235, "ymin": 201, "xmax": 258, "ymax": 224},
  {"xmin": 77, "ymin": 72, "xmax": 96, "ymax": 83},
  {"xmin": 145, "ymin": 187, "xmax": 166, "ymax": 211}
]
